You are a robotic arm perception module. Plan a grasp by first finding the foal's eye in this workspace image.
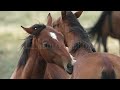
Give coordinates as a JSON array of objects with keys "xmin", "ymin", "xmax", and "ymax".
[
  {"xmin": 53, "ymin": 24, "xmax": 59, "ymax": 28},
  {"xmin": 43, "ymin": 42, "xmax": 52, "ymax": 48},
  {"xmin": 53, "ymin": 25, "xmax": 56, "ymax": 28}
]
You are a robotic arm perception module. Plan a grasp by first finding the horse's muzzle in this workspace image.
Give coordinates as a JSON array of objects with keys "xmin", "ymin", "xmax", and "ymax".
[{"xmin": 66, "ymin": 63, "xmax": 73, "ymax": 74}]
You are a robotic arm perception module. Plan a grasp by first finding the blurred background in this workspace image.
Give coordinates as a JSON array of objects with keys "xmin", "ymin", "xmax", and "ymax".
[{"xmin": 0, "ymin": 11, "xmax": 119, "ymax": 79}]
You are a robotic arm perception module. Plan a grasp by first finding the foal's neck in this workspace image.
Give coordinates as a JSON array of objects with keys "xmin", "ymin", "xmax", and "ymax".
[{"xmin": 22, "ymin": 48, "xmax": 47, "ymax": 79}]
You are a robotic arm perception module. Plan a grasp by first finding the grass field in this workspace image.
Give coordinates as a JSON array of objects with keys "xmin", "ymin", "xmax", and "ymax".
[{"xmin": 0, "ymin": 11, "xmax": 119, "ymax": 79}]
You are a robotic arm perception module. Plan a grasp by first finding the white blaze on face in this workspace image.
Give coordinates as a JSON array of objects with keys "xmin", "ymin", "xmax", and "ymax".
[{"xmin": 49, "ymin": 32, "xmax": 58, "ymax": 41}]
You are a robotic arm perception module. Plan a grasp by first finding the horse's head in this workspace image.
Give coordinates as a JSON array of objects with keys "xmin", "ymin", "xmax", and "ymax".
[
  {"xmin": 52, "ymin": 11, "xmax": 83, "ymax": 47},
  {"xmin": 52, "ymin": 11, "xmax": 95, "ymax": 54},
  {"xmin": 21, "ymin": 23, "xmax": 73, "ymax": 74},
  {"xmin": 52, "ymin": 11, "xmax": 83, "ymax": 33}
]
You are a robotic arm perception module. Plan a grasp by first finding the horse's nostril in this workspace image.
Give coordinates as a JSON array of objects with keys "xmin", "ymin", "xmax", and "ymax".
[
  {"xmin": 67, "ymin": 63, "xmax": 72, "ymax": 68},
  {"xmin": 67, "ymin": 63, "xmax": 73, "ymax": 74}
]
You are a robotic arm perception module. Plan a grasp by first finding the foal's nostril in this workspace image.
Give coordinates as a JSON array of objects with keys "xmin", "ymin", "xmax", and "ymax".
[{"xmin": 66, "ymin": 63, "xmax": 73, "ymax": 74}]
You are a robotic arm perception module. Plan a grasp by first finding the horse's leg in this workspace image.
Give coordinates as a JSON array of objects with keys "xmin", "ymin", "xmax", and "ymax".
[
  {"xmin": 97, "ymin": 38, "xmax": 101, "ymax": 52},
  {"xmin": 102, "ymin": 36, "xmax": 108, "ymax": 52},
  {"xmin": 94, "ymin": 39, "xmax": 98, "ymax": 48}
]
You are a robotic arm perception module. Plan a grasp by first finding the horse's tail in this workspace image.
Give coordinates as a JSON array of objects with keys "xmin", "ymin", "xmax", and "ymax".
[{"xmin": 88, "ymin": 11, "xmax": 111, "ymax": 43}]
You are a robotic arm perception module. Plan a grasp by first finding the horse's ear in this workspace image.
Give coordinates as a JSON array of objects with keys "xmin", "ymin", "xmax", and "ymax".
[
  {"xmin": 74, "ymin": 11, "xmax": 83, "ymax": 18},
  {"xmin": 61, "ymin": 11, "xmax": 66, "ymax": 20},
  {"xmin": 21, "ymin": 26, "xmax": 33, "ymax": 34},
  {"xmin": 47, "ymin": 13, "xmax": 52, "ymax": 26}
]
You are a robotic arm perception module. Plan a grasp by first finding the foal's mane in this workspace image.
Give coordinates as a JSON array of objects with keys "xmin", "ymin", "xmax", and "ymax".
[{"xmin": 17, "ymin": 24, "xmax": 46, "ymax": 68}]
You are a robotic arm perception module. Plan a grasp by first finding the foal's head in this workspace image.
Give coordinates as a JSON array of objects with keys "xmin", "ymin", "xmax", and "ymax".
[{"xmin": 21, "ymin": 23, "xmax": 73, "ymax": 74}]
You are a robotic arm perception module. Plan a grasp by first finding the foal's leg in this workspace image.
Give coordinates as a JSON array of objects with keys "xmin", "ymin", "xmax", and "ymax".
[{"xmin": 102, "ymin": 36, "xmax": 108, "ymax": 52}]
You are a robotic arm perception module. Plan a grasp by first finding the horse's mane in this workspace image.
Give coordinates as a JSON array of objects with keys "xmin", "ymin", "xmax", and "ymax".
[
  {"xmin": 66, "ymin": 11, "xmax": 96, "ymax": 53},
  {"xmin": 17, "ymin": 24, "xmax": 46, "ymax": 68},
  {"xmin": 70, "ymin": 41, "xmax": 96, "ymax": 54}
]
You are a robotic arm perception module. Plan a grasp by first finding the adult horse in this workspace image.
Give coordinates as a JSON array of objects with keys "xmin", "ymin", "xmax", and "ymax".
[
  {"xmin": 88, "ymin": 11, "xmax": 120, "ymax": 53},
  {"xmin": 52, "ymin": 11, "xmax": 120, "ymax": 79},
  {"xmin": 10, "ymin": 21, "xmax": 73, "ymax": 79}
]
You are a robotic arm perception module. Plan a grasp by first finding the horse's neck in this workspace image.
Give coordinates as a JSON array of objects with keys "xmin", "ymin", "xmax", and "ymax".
[
  {"xmin": 65, "ymin": 32, "xmax": 93, "ymax": 60},
  {"xmin": 21, "ymin": 49, "xmax": 47, "ymax": 79},
  {"xmin": 73, "ymin": 48, "xmax": 92, "ymax": 60}
]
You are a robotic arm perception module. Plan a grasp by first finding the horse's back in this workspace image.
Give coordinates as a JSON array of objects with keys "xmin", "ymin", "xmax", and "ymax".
[
  {"xmin": 44, "ymin": 63, "xmax": 70, "ymax": 79},
  {"xmin": 72, "ymin": 52, "xmax": 120, "ymax": 79},
  {"xmin": 112, "ymin": 11, "xmax": 120, "ymax": 37},
  {"xmin": 102, "ymin": 11, "xmax": 120, "ymax": 38}
]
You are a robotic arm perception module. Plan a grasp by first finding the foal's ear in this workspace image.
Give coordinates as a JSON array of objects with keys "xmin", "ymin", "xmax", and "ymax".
[
  {"xmin": 61, "ymin": 11, "xmax": 66, "ymax": 20},
  {"xmin": 21, "ymin": 26, "xmax": 33, "ymax": 34},
  {"xmin": 47, "ymin": 13, "xmax": 52, "ymax": 26},
  {"xmin": 74, "ymin": 11, "xmax": 83, "ymax": 18}
]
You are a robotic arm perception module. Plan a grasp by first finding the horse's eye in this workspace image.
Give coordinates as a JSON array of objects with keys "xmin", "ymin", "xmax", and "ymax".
[
  {"xmin": 34, "ymin": 27, "xmax": 37, "ymax": 30},
  {"xmin": 43, "ymin": 42, "xmax": 52, "ymax": 48}
]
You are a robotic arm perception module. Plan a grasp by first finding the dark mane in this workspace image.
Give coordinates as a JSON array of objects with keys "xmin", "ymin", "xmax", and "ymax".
[
  {"xmin": 17, "ymin": 24, "xmax": 46, "ymax": 68},
  {"xmin": 70, "ymin": 41, "xmax": 96, "ymax": 54},
  {"xmin": 66, "ymin": 11, "xmax": 96, "ymax": 53}
]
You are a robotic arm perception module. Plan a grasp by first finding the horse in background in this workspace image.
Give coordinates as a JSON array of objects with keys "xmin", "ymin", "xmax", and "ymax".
[
  {"xmin": 88, "ymin": 11, "xmax": 120, "ymax": 53},
  {"xmin": 10, "ymin": 18, "xmax": 73, "ymax": 79},
  {"xmin": 52, "ymin": 11, "xmax": 120, "ymax": 79}
]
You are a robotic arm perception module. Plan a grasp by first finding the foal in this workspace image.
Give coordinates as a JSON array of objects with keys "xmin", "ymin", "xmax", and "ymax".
[
  {"xmin": 44, "ymin": 14, "xmax": 74, "ymax": 79},
  {"xmin": 11, "ymin": 23, "xmax": 73, "ymax": 79},
  {"xmin": 52, "ymin": 11, "xmax": 120, "ymax": 79}
]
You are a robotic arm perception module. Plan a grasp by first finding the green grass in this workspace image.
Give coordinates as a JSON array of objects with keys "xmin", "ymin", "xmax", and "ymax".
[
  {"xmin": 0, "ymin": 11, "xmax": 119, "ymax": 79},
  {"xmin": 0, "ymin": 32, "xmax": 23, "ymax": 78}
]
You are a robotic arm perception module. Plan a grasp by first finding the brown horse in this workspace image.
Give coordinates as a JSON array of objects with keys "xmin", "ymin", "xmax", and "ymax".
[
  {"xmin": 44, "ymin": 13, "xmax": 73, "ymax": 79},
  {"xmin": 88, "ymin": 11, "xmax": 120, "ymax": 53},
  {"xmin": 10, "ymin": 21, "xmax": 73, "ymax": 79},
  {"xmin": 52, "ymin": 11, "xmax": 120, "ymax": 79}
]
